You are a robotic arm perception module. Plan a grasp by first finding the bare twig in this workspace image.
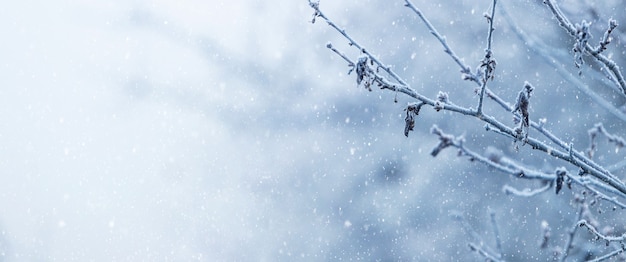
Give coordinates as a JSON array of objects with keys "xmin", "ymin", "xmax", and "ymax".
[
  {"xmin": 403, "ymin": 0, "xmax": 479, "ymax": 83},
  {"xmin": 489, "ymin": 210, "xmax": 503, "ymax": 260},
  {"xmin": 503, "ymin": 183, "xmax": 552, "ymax": 197},
  {"xmin": 468, "ymin": 242, "xmax": 504, "ymax": 262},
  {"xmin": 558, "ymin": 201, "xmax": 585, "ymax": 262}
]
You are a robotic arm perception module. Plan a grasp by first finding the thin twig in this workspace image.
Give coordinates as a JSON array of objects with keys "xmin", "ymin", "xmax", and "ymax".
[
  {"xmin": 403, "ymin": 0, "xmax": 479, "ymax": 83},
  {"xmin": 587, "ymin": 248, "xmax": 625, "ymax": 262},
  {"xmin": 326, "ymin": 42, "xmax": 354, "ymax": 68},
  {"xmin": 578, "ymin": 220, "xmax": 626, "ymax": 243},
  {"xmin": 489, "ymin": 210, "xmax": 503, "ymax": 259},
  {"xmin": 558, "ymin": 202, "xmax": 585, "ymax": 262},
  {"xmin": 477, "ymin": 0, "xmax": 498, "ymax": 116},
  {"xmin": 568, "ymin": 174, "xmax": 626, "ymax": 209},
  {"xmin": 502, "ymin": 183, "xmax": 551, "ymax": 197},
  {"xmin": 468, "ymin": 243, "xmax": 504, "ymax": 262}
]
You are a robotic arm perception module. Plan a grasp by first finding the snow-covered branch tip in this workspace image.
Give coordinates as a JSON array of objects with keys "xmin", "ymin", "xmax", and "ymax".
[
  {"xmin": 430, "ymin": 125, "xmax": 463, "ymax": 157},
  {"xmin": 578, "ymin": 220, "xmax": 626, "ymax": 247},
  {"xmin": 404, "ymin": 102, "xmax": 426, "ymax": 137},
  {"xmin": 586, "ymin": 123, "xmax": 625, "ymax": 159},
  {"xmin": 308, "ymin": 0, "xmax": 321, "ymax": 24},
  {"xmin": 326, "ymin": 42, "xmax": 355, "ymax": 69},
  {"xmin": 573, "ymin": 20, "xmax": 591, "ymax": 74},
  {"xmin": 512, "ymin": 82, "xmax": 534, "ymax": 147},
  {"xmin": 480, "ymin": 0, "xmax": 497, "ymax": 83},
  {"xmin": 502, "ymin": 183, "xmax": 551, "ymax": 197},
  {"xmin": 595, "ymin": 19, "xmax": 618, "ymax": 54},
  {"xmin": 403, "ymin": 0, "xmax": 480, "ymax": 84},
  {"xmin": 476, "ymin": 0, "xmax": 497, "ymax": 116},
  {"xmin": 434, "ymin": 91, "xmax": 449, "ymax": 112}
]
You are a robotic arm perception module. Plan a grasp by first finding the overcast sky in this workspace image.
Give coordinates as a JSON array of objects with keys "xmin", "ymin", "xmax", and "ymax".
[{"xmin": 0, "ymin": 1, "xmax": 360, "ymax": 260}]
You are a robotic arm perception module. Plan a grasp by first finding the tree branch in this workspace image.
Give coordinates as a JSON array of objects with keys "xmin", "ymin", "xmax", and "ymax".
[{"xmin": 543, "ymin": 0, "xmax": 626, "ymax": 96}]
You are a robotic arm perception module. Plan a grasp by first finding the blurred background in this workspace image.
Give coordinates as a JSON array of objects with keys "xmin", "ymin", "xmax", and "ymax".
[{"xmin": 0, "ymin": 0, "xmax": 625, "ymax": 260}]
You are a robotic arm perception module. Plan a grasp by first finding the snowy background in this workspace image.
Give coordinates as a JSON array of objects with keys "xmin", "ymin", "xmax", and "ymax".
[{"xmin": 0, "ymin": 0, "xmax": 625, "ymax": 261}]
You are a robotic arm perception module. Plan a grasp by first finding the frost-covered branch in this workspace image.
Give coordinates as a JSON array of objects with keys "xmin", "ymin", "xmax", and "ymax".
[
  {"xmin": 594, "ymin": 19, "xmax": 618, "ymax": 55},
  {"xmin": 325, "ymin": 42, "xmax": 354, "ymax": 69},
  {"xmin": 310, "ymin": 0, "xmax": 626, "ymax": 205},
  {"xmin": 410, "ymin": 1, "xmax": 624, "ymax": 184},
  {"xmin": 579, "ymin": 220, "xmax": 626, "ymax": 243},
  {"xmin": 309, "ymin": 1, "xmax": 410, "ymax": 89},
  {"xmin": 586, "ymin": 123, "xmax": 626, "ymax": 159},
  {"xmin": 499, "ymin": 3, "xmax": 626, "ymax": 123},
  {"xmin": 588, "ymin": 248, "xmax": 626, "ymax": 262},
  {"xmin": 543, "ymin": 0, "xmax": 626, "ymax": 96},
  {"xmin": 477, "ymin": 0, "xmax": 498, "ymax": 116},
  {"xmin": 403, "ymin": 0, "xmax": 479, "ymax": 83},
  {"xmin": 431, "ymin": 126, "xmax": 626, "ymax": 208},
  {"xmin": 502, "ymin": 183, "xmax": 551, "ymax": 197},
  {"xmin": 401, "ymin": 1, "xmax": 626, "ymax": 194},
  {"xmin": 567, "ymin": 172, "xmax": 626, "ymax": 209},
  {"xmin": 578, "ymin": 220, "xmax": 626, "ymax": 261},
  {"xmin": 431, "ymin": 125, "xmax": 554, "ymax": 181}
]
